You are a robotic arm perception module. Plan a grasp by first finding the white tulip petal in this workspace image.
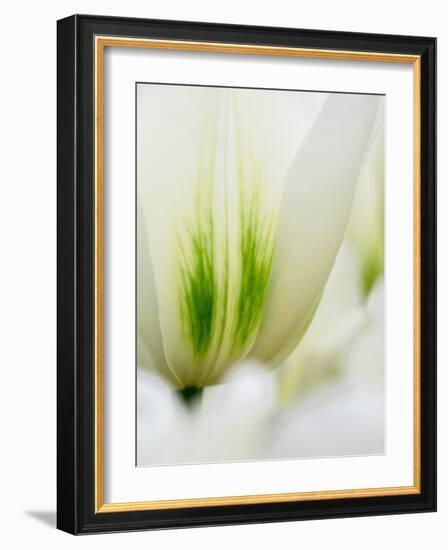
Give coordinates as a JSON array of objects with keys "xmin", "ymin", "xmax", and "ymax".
[
  {"xmin": 251, "ymin": 94, "xmax": 382, "ymax": 366},
  {"xmin": 138, "ymin": 85, "xmax": 223, "ymax": 386},
  {"xmin": 137, "ymin": 203, "xmax": 180, "ymax": 384},
  {"xmin": 232, "ymin": 89, "xmax": 328, "ymax": 191}
]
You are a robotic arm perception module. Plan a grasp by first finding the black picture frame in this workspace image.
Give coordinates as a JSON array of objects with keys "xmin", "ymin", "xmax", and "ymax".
[{"xmin": 57, "ymin": 14, "xmax": 436, "ymax": 535}]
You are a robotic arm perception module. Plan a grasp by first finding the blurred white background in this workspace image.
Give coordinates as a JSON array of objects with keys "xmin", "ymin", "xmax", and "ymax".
[{"xmin": 0, "ymin": 1, "xmax": 444, "ymax": 548}]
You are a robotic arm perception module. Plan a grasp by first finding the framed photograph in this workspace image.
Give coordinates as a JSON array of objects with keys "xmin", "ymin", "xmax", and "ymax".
[{"xmin": 57, "ymin": 14, "xmax": 436, "ymax": 534}]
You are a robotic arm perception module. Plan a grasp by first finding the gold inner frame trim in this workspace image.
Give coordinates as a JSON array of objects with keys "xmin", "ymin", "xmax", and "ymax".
[{"xmin": 94, "ymin": 35, "xmax": 422, "ymax": 513}]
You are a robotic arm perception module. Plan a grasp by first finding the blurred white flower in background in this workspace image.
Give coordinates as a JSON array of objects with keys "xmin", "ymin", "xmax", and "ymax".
[
  {"xmin": 346, "ymin": 103, "xmax": 385, "ymax": 295},
  {"xmin": 136, "ymin": 86, "xmax": 385, "ymax": 466},
  {"xmin": 269, "ymin": 278, "xmax": 384, "ymax": 460},
  {"xmin": 277, "ymin": 242, "xmax": 365, "ymax": 406},
  {"xmin": 137, "ymin": 362, "xmax": 276, "ymax": 465}
]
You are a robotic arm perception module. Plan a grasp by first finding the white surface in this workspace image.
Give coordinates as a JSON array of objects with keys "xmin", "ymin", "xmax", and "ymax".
[
  {"xmin": 104, "ymin": 47, "xmax": 413, "ymax": 503},
  {"xmin": 0, "ymin": 0, "xmax": 444, "ymax": 548}
]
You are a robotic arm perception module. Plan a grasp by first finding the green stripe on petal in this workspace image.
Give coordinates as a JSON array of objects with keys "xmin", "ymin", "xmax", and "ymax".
[
  {"xmin": 178, "ymin": 189, "xmax": 217, "ymax": 358},
  {"xmin": 176, "ymin": 162, "xmax": 277, "ymax": 368},
  {"xmin": 233, "ymin": 185, "xmax": 275, "ymax": 350}
]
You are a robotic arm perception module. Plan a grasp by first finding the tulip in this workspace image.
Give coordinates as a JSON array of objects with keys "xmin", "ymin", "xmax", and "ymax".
[{"xmin": 137, "ymin": 85, "xmax": 381, "ymax": 390}]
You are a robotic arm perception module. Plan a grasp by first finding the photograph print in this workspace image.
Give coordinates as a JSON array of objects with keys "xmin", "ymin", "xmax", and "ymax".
[{"xmin": 136, "ymin": 83, "xmax": 385, "ymax": 467}]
